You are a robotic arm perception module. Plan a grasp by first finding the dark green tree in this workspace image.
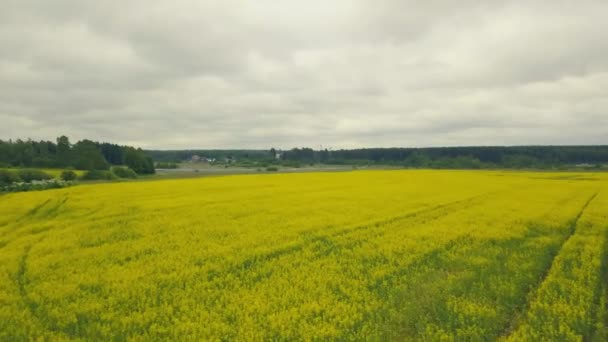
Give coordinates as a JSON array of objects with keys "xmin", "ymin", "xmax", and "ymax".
[
  {"xmin": 60, "ymin": 170, "xmax": 77, "ymax": 181},
  {"xmin": 124, "ymin": 148, "xmax": 155, "ymax": 174},
  {"xmin": 56, "ymin": 135, "xmax": 71, "ymax": 166},
  {"xmin": 72, "ymin": 140, "xmax": 110, "ymax": 170}
]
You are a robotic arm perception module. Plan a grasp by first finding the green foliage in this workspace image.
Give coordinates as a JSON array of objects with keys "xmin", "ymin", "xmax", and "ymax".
[
  {"xmin": 266, "ymin": 166, "xmax": 279, "ymax": 171},
  {"xmin": 2, "ymin": 179, "xmax": 73, "ymax": 193},
  {"xmin": 111, "ymin": 166, "xmax": 137, "ymax": 179},
  {"xmin": 146, "ymin": 149, "xmax": 271, "ymax": 163},
  {"xmin": 155, "ymin": 162, "xmax": 178, "ymax": 169},
  {"xmin": 141, "ymin": 146, "xmax": 608, "ymax": 170},
  {"xmin": 283, "ymin": 147, "xmax": 316, "ymax": 163},
  {"xmin": 0, "ymin": 136, "xmax": 154, "ymax": 171},
  {"xmin": 71, "ymin": 140, "xmax": 110, "ymax": 170},
  {"xmin": 501, "ymin": 154, "xmax": 542, "ymax": 169},
  {"xmin": 56, "ymin": 135, "xmax": 71, "ymax": 166},
  {"xmin": 0, "ymin": 169, "xmax": 21, "ymax": 186},
  {"xmin": 80, "ymin": 170, "xmax": 117, "ymax": 181},
  {"xmin": 60, "ymin": 170, "xmax": 78, "ymax": 181},
  {"xmin": 280, "ymin": 160, "xmax": 302, "ymax": 168},
  {"xmin": 278, "ymin": 146, "xmax": 608, "ymax": 169},
  {"xmin": 429, "ymin": 156, "xmax": 483, "ymax": 169},
  {"xmin": 17, "ymin": 169, "xmax": 52, "ymax": 182},
  {"xmin": 99, "ymin": 142, "xmax": 125, "ymax": 165},
  {"xmin": 124, "ymin": 148, "xmax": 155, "ymax": 174}
]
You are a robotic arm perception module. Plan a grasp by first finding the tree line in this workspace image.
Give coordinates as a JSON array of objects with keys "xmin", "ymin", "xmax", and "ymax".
[
  {"xmin": 146, "ymin": 149, "xmax": 270, "ymax": 163},
  {"xmin": 280, "ymin": 146, "xmax": 608, "ymax": 169},
  {"xmin": 0, "ymin": 136, "xmax": 155, "ymax": 174},
  {"xmin": 145, "ymin": 145, "xmax": 608, "ymax": 169}
]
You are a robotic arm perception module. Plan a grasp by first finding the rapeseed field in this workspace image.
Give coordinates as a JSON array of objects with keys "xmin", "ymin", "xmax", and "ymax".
[{"xmin": 1, "ymin": 170, "xmax": 607, "ymax": 340}]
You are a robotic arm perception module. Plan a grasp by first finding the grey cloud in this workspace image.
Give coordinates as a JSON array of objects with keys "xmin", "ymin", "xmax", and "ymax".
[{"xmin": 0, "ymin": 1, "xmax": 607, "ymax": 149}]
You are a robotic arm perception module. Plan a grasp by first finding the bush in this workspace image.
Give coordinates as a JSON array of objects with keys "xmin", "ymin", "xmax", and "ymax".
[
  {"xmin": 124, "ymin": 148, "xmax": 155, "ymax": 174},
  {"xmin": 266, "ymin": 166, "xmax": 279, "ymax": 172},
  {"xmin": 60, "ymin": 170, "xmax": 78, "ymax": 181},
  {"xmin": 17, "ymin": 169, "xmax": 52, "ymax": 182},
  {"xmin": 111, "ymin": 166, "xmax": 138, "ymax": 179},
  {"xmin": 2, "ymin": 179, "xmax": 73, "ymax": 193},
  {"xmin": 0, "ymin": 170, "xmax": 21, "ymax": 186},
  {"xmin": 281, "ymin": 161, "xmax": 301, "ymax": 168},
  {"xmin": 80, "ymin": 170, "xmax": 117, "ymax": 181},
  {"xmin": 155, "ymin": 162, "xmax": 178, "ymax": 169}
]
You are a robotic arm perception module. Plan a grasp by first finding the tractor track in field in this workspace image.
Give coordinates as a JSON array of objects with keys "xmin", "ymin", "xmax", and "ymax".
[
  {"xmin": 590, "ymin": 217, "xmax": 608, "ymax": 340},
  {"xmin": 14, "ymin": 235, "xmax": 70, "ymax": 338},
  {"xmin": 346, "ymin": 233, "xmax": 475, "ymax": 339},
  {"xmin": 500, "ymin": 192, "xmax": 598, "ymax": 338},
  {"xmin": 208, "ymin": 191, "xmax": 496, "ymax": 285},
  {"xmin": 347, "ymin": 192, "xmax": 599, "ymax": 340},
  {"xmin": 10, "ymin": 195, "xmax": 69, "ymax": 226},
  {"xmin": 2, "ymin": 197, "xmax": 69, "ymax": 248},
  {"xmin": 15, "ymin": 241, "xmax": 46, "ymax": 331}
]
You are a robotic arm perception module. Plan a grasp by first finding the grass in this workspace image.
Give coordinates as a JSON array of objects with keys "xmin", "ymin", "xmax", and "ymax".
[{"xmin": 0, "ymin": 168, "xmax": 86, "ymax": 179}]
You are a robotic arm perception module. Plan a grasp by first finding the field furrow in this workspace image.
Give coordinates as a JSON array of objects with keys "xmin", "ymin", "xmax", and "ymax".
[
  {"xmin": 505, "ymin": 192, "xmax": 608, "ymax": 341},
  {"xmin": 500, "ymin": 192, "xmax": 598, "ymax": 336}
]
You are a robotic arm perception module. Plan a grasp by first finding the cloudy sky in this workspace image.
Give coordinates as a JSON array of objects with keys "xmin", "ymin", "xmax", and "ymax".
[{"xmin": 1, "ymin": 1, "xmax": 607, "ymax": 149}]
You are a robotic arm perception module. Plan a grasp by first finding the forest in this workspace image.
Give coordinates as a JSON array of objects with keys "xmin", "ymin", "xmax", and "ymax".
[
  {"xmin": 147, "ymin": 146, "xmax": 608, "ymax": 169},
  {"xmin": 280, "ymin": 146, "xmax": 608, "ymax": 168},
  {"xmin": 0, "ymin": 137, "xmax": 155, "ymax": 174}
]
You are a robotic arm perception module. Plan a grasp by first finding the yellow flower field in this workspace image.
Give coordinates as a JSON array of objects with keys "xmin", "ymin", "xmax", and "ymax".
[{"xmin": 1, "ymin": 170, "xmax": 607, "ymax": 340}]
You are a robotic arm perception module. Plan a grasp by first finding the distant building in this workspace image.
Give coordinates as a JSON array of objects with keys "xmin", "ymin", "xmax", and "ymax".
[{"xmin": 191, "ymin": 155, "xmax": 201, "ymax": 163}]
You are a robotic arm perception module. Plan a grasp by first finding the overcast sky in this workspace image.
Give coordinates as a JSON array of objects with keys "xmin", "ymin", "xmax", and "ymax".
[{"xmin": 1, "ymin": 1, "xmax": 607, "ymax": 149}]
